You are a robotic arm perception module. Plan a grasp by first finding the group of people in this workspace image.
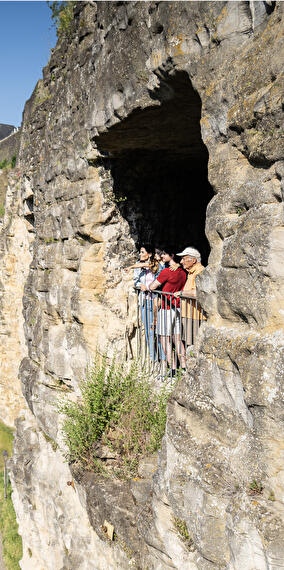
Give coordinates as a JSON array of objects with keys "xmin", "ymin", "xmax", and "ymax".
[{"xmin": 131, "ymin": 244, "xmax": 205, "ymax": 375}]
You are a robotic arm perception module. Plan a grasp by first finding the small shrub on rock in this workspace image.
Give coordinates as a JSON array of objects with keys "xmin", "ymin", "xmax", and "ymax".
[
  {"xmin": 0, "ymin": 159, "xmax": 8, "ymax": 170},
  {"xmin": 10, "ymin": 155, "xmax": 16, "ymax": 168},
  {"xmin": 249, "ymin": 480, "xmax": 263, "ymax": 495},
  {"xmin": 173, "ymin": 517, "xmax": 194, "ymax": 550},
  {"xmin": 0, "ymin": 155, "xmax": 17, "ymax": 171},
  {"xmin": 48, "ymin": 1, "xmax": 75, "ymax": 39},
  {"xmin": 59, "ymin": 357, "xmax": 172, "ymax": 478}
]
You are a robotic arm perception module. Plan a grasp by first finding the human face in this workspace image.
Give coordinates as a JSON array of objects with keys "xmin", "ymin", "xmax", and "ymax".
[
  {"xmin": 181, "ymin": 255, "xmax": 196, "ymax": 270},
  {"xmin": 139, "ymin": 247, "xmax": 151, "ymax": 261},
  {"xmin": 161, "ymin": 252, "xmax": 173, "ymax": 264}
]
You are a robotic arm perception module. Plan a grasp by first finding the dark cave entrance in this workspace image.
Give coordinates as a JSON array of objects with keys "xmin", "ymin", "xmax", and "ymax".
[{"xmin": 95, "ymin": 70, "xmax": 213, "ymax": 264}]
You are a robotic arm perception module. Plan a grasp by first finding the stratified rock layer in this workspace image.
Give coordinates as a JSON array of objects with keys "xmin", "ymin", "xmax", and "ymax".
[
  {"xmin": 4, "ymin": 1, "xmax": 284, "ymax": 568},
  {"xmin": 0, "ymin": 170, "xmax": 29, "ymax": 426}
]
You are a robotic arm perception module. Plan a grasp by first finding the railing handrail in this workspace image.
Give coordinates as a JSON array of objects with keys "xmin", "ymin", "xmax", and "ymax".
[{"xmin": 133, "ymin": 286, "xmax": 197, "ymax": 301}]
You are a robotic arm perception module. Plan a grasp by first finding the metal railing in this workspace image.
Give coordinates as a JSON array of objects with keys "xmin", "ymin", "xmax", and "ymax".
[{"xmin": 134, "ymin": 287, "xmax": 206, "ymax": 378}]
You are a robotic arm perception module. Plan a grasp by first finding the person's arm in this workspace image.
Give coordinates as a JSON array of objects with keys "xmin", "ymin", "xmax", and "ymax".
[
  {"xmin": 149, "ymin": 268, "xmax": 168, "ymax": 291},
  {"xmin": 149, "ymin": 278, "xmax": 162, "ymax": 291},
  {"xmin": 180, "ymin": 289, "xmax": 196, "ymax": 298},
  {"xmin": 131, "ymin": 262, "xmax": 149, "ymax": 269},
  {"xmin": 151, "ymin": 297, "xmax": 159, "ymax": 327},
  {"xmin": 126, "ymin": 262, "xmax": 149, "ymax": 272},
  {"xmin": 173, "ymin": 289, "xmax": 195, "ymax": 297}
]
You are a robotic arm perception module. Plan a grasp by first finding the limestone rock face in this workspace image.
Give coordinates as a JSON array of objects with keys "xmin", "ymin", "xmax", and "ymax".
[
  {"xmin": 10, "ymin": 408, "xmax": 132, "ymax": 570},
  {"xmin": 0, "ymin": 170, "xmax": 29, "ymax": 426},
  {"xmin": 3, "ymin": 1, "xmax": 284, "ymax": 568}
]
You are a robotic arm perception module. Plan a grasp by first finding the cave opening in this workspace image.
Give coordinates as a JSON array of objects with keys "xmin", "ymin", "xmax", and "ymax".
[{"xmin": 95, "ymin": 70, "xmax": 213, "ymax": 264}]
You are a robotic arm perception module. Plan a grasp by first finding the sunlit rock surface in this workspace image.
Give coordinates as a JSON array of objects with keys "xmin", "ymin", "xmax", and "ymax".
[
  {"xmin": 0, "ymin": 170, "xmax": 29, "ymax": 426},
  {"xmin": 2, "ymin": 1, "xmax": 284, "ymax": 567}
]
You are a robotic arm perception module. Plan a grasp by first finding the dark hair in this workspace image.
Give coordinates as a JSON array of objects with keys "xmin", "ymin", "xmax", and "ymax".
[
  {"xmin": 155, "ymin": 248, "xmax": 163, "ymax": 257},
  {"xmin": 139, "ymin": 244, "xmax": 160, "ymax": 274},
  {"xmin": 139, "ymin": 244, "xmax": 154, "ymax": 256},
  {"xmin": 161, "ymin": 246, "xmax": 178, "ymax": 262}
]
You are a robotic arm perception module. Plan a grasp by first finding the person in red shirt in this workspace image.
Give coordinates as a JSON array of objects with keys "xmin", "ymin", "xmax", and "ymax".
[{"xmin": 150, "ymin": 248, "xmax": 187, "ymax": 374}]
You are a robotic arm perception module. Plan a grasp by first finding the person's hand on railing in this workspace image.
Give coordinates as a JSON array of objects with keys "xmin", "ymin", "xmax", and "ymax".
[
  {"xmin": 179, "ymin": 290, "xmax": 197, "ymax": 299},
  {"xmin": 140, "ymin": 284, "xmax": 148, "ymax": 292},
  {"xmin": 173, "ymin": 291, "xmax": 182, "ymax": 298}
]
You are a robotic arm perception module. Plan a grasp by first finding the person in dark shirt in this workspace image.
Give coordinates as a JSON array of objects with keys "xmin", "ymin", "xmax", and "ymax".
[{"xmin": 150, "ymin": 248, "xmax": 187, "ymax": 374}]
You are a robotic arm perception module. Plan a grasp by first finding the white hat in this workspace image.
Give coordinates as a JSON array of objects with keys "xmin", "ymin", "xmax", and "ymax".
[{"xmin": 176, "ymin": 247, "xmax": 201, "ymax": 262}]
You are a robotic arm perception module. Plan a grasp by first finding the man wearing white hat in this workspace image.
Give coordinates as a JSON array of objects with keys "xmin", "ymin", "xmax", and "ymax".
[{"xmin": 175, "ymin": 247, "xmax": 205, "ymax": 345}]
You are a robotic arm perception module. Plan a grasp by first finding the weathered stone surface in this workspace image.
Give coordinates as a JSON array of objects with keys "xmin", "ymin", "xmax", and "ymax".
[
  {"xmin": 0, "ymin": 1, "xmax": 282, "ymax": 568},
  {"xmin": 156, "ymin": 324, "xmax": 284, "ymax": 567},
  {"xmin": 0, "ymin": 130, "xmax": 20, "ymax": 165},
  {"xmin": 0, "ymin": 171, "xmax": 29, "ymax": 426},
  {"xmin": 9, "ymin": 409, "xmax": 133, "ymax": 569}
]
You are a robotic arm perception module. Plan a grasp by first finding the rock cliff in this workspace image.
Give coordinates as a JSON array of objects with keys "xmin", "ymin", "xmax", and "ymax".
[
  {"xmin": 0, "ymin": 169, "xmax": 29, "ymax": 426},
  {"xmin": 1, "ymin": 1, "xmax": 283, "ymax": 568}
]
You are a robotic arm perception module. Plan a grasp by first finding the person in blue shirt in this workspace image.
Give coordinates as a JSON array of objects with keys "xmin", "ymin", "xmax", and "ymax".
[{"xmin": 133, "ymin": 245, "xmax": 161, "ymax": 361}]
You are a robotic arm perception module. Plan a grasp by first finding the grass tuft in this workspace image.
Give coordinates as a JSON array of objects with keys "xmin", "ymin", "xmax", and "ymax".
[
  {"xmin": 249, "ymin": 479, "xmax": 263, "ymax": 495},
  {"xmin": 173, "ymin": 517, "xmax": 194, "ymax": 550},
  {"xmin": 268, "ymin": 490, "xmax": 276, "ymax": 501}
]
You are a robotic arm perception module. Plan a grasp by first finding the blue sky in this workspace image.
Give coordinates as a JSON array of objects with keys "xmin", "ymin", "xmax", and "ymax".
[{"xmin": 0, "ymin": 1, "xmax": 57, "ymax": 126}]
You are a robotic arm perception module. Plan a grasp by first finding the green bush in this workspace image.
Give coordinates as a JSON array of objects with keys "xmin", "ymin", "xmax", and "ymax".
[
  {"xmin": 10, "ymin": 155, "xmax": 16, "ymax": 168},
  {"xmin": 48, "ymin": 1, "xmax": 75, "ymax": 38},
  {"xmin": 0, "ymin": 155, "xmax": 17, "ymax": 171},
  {"xmin": 0, "ymin": 159, "xmax": 8, "ymax": 170},
  {"xmin": 59, "ymin": 357, "xmax": 172, "ymax": 478}
]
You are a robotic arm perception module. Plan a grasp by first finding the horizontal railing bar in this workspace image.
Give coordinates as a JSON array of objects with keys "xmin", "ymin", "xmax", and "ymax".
[{"xmin": 134, "ymin": 287, "xmax": 197, "ymax": 301}]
